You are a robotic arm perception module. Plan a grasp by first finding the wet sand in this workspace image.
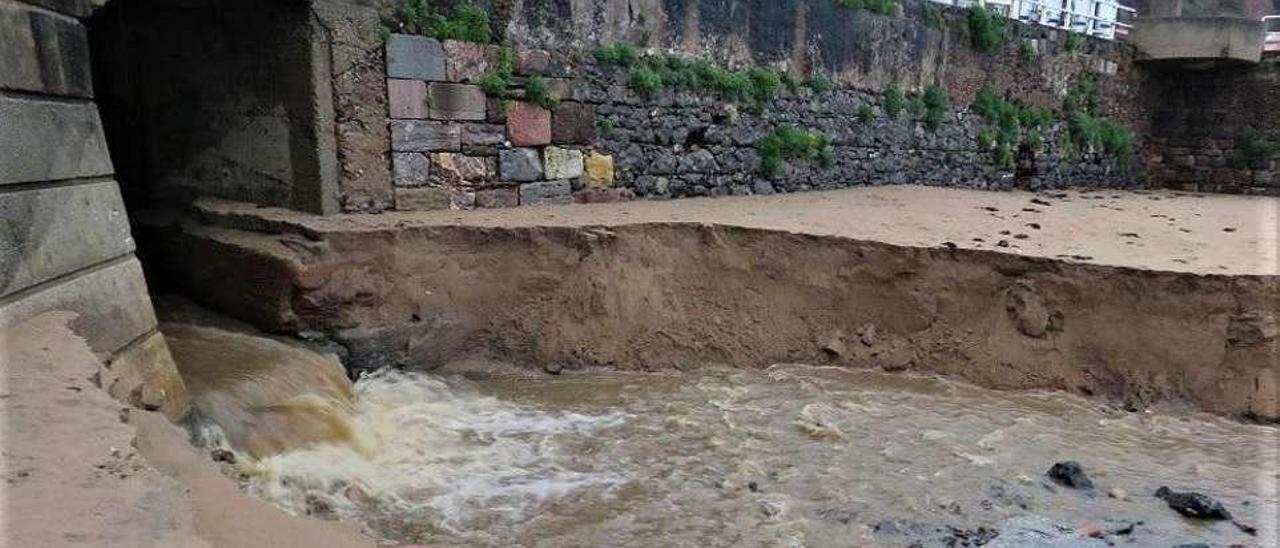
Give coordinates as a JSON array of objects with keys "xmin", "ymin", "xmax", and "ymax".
[
  {"xmin": 0, "ymin": 313, "xmax": 374, "ymax": 548},
  {"xmin": 200, "ymin": 185, "xmax": 1280, "ymax": 276}
]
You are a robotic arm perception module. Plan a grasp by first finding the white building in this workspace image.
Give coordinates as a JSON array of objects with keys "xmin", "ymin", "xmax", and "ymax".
[{"xmin": 929, "ymin": 0, "xmax": 1137, "ymax": 40}]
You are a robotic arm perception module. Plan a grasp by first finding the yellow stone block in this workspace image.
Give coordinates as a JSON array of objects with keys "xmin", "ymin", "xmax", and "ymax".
[{"xmin": 584, "ymin": 152, "xmax": 615, "ymax": 188}]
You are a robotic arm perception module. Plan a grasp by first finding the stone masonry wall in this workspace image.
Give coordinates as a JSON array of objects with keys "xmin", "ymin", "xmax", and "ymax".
[
  {"xmin": 377, "ymin": 23, "xmax": 1140, "ymax": 211},
  {"xmin": 1141, "ymin": 59, "xmax": 1280, "ymax": 195}
]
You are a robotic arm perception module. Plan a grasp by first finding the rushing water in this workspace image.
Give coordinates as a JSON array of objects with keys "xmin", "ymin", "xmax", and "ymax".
[{"xmin": 168, "ymin": 325, "xmax": 1278, "ymax": 547}]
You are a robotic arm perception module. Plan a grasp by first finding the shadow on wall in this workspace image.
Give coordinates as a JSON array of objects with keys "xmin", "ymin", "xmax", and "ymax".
[{"xmin": 88, "ymin": 0, "xmax": 337, "ymax": 214}]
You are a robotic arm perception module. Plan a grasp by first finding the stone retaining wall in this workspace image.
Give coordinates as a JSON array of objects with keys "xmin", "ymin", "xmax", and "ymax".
[{"xmin": 376, "ymin": 25, "xmax": 1141, "ymax": 211}]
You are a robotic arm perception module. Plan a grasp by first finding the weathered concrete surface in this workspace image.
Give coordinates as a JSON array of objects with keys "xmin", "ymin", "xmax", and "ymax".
[
  {"xmin": 102, "ymin": 330, "xmax": 190, "ymax": 420},
  {"xmin": 0, "ymin": 0, "xmax": 93, "ymax": 97},
  {"xmin": 0, "ymin": 257, "xmax": 158, "ymax": 357},
  {"xmin": 0, "ymin": 180, "xmax": 134, "ymax": 296},
  {"xmin": 0, "ymin": 94, "xmax": 112, "ymax": 184},
  {"xmin": 149, "ymin": 187, "xmax": 1280, "ymax": 420},
  {"xmin": 1132, "ymin": 17, "xmax": 1266, "ymax": 64}
]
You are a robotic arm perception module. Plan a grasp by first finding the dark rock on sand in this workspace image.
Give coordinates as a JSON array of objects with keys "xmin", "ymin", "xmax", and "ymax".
[
  {"xmin": 1046, "ymin": 461, "xmax": 1094, "ymax": 490},
  {"xmin": 1154, "ymin": 486, "xmax": 1231, "ymax": 520}
]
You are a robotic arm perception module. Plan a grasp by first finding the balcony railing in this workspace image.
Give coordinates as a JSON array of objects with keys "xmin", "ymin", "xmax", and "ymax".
[
  {"xmin": 928, "ymin": 0, "xmax": 1137, "ymax": 41},
  {"xmin": 1265, "ymin": 16, "xmax": 1280, "ymax": 55}
]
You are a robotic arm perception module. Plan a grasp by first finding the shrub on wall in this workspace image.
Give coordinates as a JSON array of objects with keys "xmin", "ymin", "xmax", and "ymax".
[
  {"xmin": 757, "ymin": 127, "xmax": 835, "ymax": 178},
  {"xmin": 966, "ymin": 6, "xmax": 1005, "ymax": 52},
  {"xmin": 882, "ymin": 82, "xmax": 904, "ymax": 119},
  {"xmin": 922, "ymin": 85, "xmax": 950, "ymax": 130},
  {"xmin": 1238, "ymin": 128, "xmax": 1280, "ymax": 162},
  {"xmin": 395, "ymin": 0, "xmax": 492, "ymax": 43},
  {"xmin": 594, "ymin": 43, "xmax": 637, "ymax": 66}
]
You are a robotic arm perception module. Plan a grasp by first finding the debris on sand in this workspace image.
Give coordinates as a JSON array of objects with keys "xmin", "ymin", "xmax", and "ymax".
[
  {"xmin": 1030, "ymin": 198, "xmax": 1052, "ymax": 206},
  {"xmin": 1046, "ymin": 461, "xmax": 1094, "ymax": 490},
  {"xmin": 1154, "ymin": 486, "xmax": 1230, "ymax": 519}
]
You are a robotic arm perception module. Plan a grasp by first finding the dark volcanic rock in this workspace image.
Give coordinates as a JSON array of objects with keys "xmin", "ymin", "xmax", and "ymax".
[
  {"xmin": 1154, "ymin": 486, "xmax": 1231, "ymax": 520},
  {"xmin": 1046, "ymin": 461, "xmax": 1094, "ymax": 490}
]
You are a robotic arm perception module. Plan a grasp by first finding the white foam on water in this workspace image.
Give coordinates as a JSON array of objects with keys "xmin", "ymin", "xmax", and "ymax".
[{"xmin": 238, "ymin": 369, "xmax": 629, "ymax": 533}]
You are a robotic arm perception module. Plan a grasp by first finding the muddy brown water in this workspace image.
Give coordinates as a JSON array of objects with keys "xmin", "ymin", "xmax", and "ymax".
[{"xmin": 168, "ymin": 325, "xmax": 1277, "ymax": 547}]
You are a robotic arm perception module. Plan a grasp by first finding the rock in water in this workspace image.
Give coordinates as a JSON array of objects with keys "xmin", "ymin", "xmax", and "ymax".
[
  {"xmin": 1046, "ymin": 461, "xmax": 1094, "ymax": 489},
  {"xmin": 1154, "ymin": 486, "xmax": 1232, "ymax": 520}
]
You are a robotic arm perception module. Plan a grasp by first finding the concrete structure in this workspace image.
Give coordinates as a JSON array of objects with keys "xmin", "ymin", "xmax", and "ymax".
[
  {"xmin": 0, "ymin": 0, "xmax": 188, "ymax": 418},
  {"xmin": 1132, "ymin": 16, "xmax": 1266, "ymax": 63}
]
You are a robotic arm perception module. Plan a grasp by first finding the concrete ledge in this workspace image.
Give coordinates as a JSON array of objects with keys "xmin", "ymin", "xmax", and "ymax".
[
  {"xmin": 1133, "ymin": 17, "xmax": 1265, "ymax": 64},
  {"xmin": 0, "ymin": 257, "xmax": 159, "ymax": 357},
  {"xmin": 0, "ymin": 0, "xmax": 93, "ymax": 97},
  {"xmin": 0, "ymin": 94, "xmax": 112, "ymax": 184},
  {"xmin": 1, "ymin": 180, "xmax": 134, "ymax": 296}
]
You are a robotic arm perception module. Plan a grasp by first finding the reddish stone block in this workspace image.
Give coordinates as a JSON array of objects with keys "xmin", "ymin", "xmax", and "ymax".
[
  {"xmin": 387, "ymin": 79, "xmax": 428, "ymax": 119},
  {"xmin": 506, "ymin": 101, "xmax": 551, "ymax": 146},
  {"xmin": 429, "ymin": 153, "xmax": 494, "ymax": 186},
  {"xmin": 475, "ymin": 186, "xmax": 520, "ymax": 208},
  {"xmin": 443, "ymin": 40, "xmax": 494, "ymax": 83},
  {"xmin": 552, "ymin": 101, "xmax": 597, "ymax": 144}
]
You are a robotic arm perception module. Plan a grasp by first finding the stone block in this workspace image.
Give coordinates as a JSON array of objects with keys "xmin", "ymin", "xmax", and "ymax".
[
  {"xmin": 0, "ymin": 1, "xmax": 93, "ymax": 97},
  {"xmin": 552, "ymin": 102, "xmax": 598, "ymax": 144},
  {"xmin": 0, "ymin": 95, "xmax": 111, "ymax": 185},
  {"xmin": 0, "ymin": 257, "xmax": 157, "ymax": 357},
  {"xmin": 390, "ymin": 120, "xmax": 460, "ymax": 152},
  {"xmin": 392, "ymin": 152, "xmax": 430, "ymax": 187},
  {"xmin": 385, "ymin": 34, "xmax": 446, "ymax": 80},
  {"xmin": 514, "ymin": 48, "xmax": 548, "ymax": 73},
  {"xmin": 395, "ymin": 187, "xmax": 450, "ymax": 211},
  {"xmin": 573, "ymin": 188, "xmax": 632, "ymax": 204},
  {"xmin": 584, "ymin": 152, "xmax": 616, "ymax": 188},
  {"xmin": 430, "ymin": 153, "xmax": 494, "ymax": 185},
  {"xmin": 0, "ymin": 180, "xmax": 134, "ymax": 297},
  {"xmin": 499, "ymin": 148, "xmax": 543, "ymax": 181},
  {"xmin": 387, "ymin": 79, "xmax": 428, "ymax": 118},
  {"xmin": 519, "ymin": 181, "xmax": 572, "ymax": 205},
  {"xmin": 486, "ymin": 97, "xmax": 507, "ymax": 123},
  {"xmin": 443, "ymin": 40, "xmax": 494, "ymax": 82},
  {"xmin": 476, "ymin": 187, "xmax": 520, "ymax": 208},
  {"xmin": 461, "ymin": 123, "xmax": 507, "ymax": 146},
  {"xmin": 463, "ymin": 144, "xmax": 498, "ymax": 156},
  {"xmin": 450, "ymin": 189, "xmax": 476, "ymax": 210},
  {"xmin": 543, "ymin": 147, "xmax": 584, "ymax": 179},
  {"xmin": 427, "ymin": 83, "xmax": 486, "ymax": 121},
  {"xmin": 506, "ymin": 101, "xmax": 552, "ymax": 146},
  {"xmin": 104, "ymin": 331, "xmax": 190, "ymax": 420}
]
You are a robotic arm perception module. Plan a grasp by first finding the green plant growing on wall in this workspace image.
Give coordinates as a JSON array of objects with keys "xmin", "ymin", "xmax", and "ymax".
[
  {"xmin": 806, "ymin": 75, "xmax": 836, "ymax": 93},
  {"xmin": 1237, "ymin": 128, "xmax": 1280, "ymax": 162},
  {"xmin": 1019, "ymin": 40, "xmax": 1037, "ymax": 60},
  {"xmin": 477, "ymin": 47, "xmax": 516, "ymax": 97},
  {"xmin": 757, "ymin": 126, "xmax": 835, "ymax": 178},
  {"xmin": 1064, "ymin": 32, "xmax": 1084, "ymax": 53},
  {"xmin": 857, "ymin": 106, "xmax": 875, "ymax": 123},
  {"xmin": 395, "ymin": 0, "xmax": 492, "ymax": 43},
  {"xmin": 966, "ymin": 6, "xmax": 1005, "ymax": 52},
  {"xmin": 1063, "ymin": 75, "xmax": 1100, "ymax": 114},
  {"xmin": 882, "ymin": 82, "xmax": 904, "ymax": 119},
  {"xmin": 906, "ymin": 94, "xmax": 926, "ymax": 118},
  {"xmin": 524, "ymin": 75, "xmax": 559, "ymax": 111},
  {"xmin": 630, "ymin": 65, "xmax": 662, "ymax": 98},
  {"xmin": 835, "ymin": 0, "xmax": 899, "ymax": 16},
  {"xmin": 594, "ymin": 42, "xmax": 638, "ymax": 66},
  {"xmin": 748, "ymin": 67, "xmax": 782, "ymax": 103},
  {"xmin": 922, "ymin": 85, "xmax": 950, "ymax": 129}
]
